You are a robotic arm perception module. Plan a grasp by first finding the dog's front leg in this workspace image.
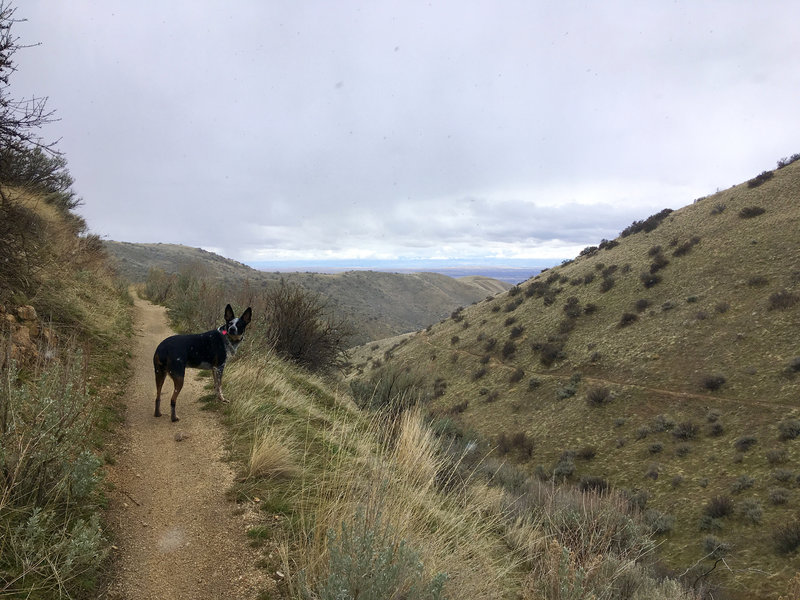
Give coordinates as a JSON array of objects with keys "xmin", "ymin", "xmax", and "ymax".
[{"xmin": 213, "ymin": 366, "xmax": 227, "ymax": 403}]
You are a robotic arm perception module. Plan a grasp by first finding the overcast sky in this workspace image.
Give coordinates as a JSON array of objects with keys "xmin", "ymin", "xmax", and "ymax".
[{"xmin": 11, "ymin": 1, "xmax": 800, "ymax": 265}]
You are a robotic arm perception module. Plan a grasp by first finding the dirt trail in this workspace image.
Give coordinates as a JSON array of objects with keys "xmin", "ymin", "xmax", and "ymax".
[{"xmin": 104, "ymin": 295, "xmax": 270, "ymax": 599}]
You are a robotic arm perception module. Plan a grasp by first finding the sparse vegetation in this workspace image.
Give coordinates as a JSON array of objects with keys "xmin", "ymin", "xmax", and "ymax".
[
  {"xmin": 739, "ymin": 205, "xmax": 767, "ymax": 217},
  {"xmin": 768, "ymin": 289, "xmax": 799, "ymax": 310},
  {"xmin": 701, "ymin": 374, "xmax": 726, "ymax": 391},
  {"xmin": 585, "ymin": 385, "xmax": 612, "ymax": 407}
]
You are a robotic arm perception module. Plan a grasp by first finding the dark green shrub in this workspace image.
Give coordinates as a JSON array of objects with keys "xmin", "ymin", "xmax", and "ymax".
[
  {"xmin": 472, "ymin": 367, "xmax": 487, "ymax": 381},
  {"xmin": 479, "ymin": 354, "xmax": 490, "ymax": 365},
  {"xmin": 703, "ymin": 535, "xmax": 731, "ymax": 559},
  {"xmin": 528, "ymin": 378, "xmax": 541, "ymax": 391},
  {"xmin": 779, "ymin": 419, "xmax": 800, "ymax": 441},
  {"xmin": 505, "ymin": 297, "xmax": 523, "ymax": 312},
  {"xmin": 448, "ymin": 399, "xmax": 468, "ymax": 415},
  {"xmin": 600, "ymin": 276, "xmax": 615, "ymax": 292},
  {"xmin": 649, "ymin": 443, "xmax": 663, "ymax": 454},
  {"xmin": 450, "ymin": 335, "xmax": 460, "ymax": 345},
  {"xmin": 768, "ymin": 289, "xmax": 799, "ymax": 310},
  {"xmin": 710, "ymin": 203, "xmax": 726, "ymax": 215},
  {"xmin": 538, "ymin": 342, "xmax": 564, "ymax": 366},
  {"xmin": 767, "ymin": 448, "xmax": 789, "ymax": 465},
  {"xmin": 640, "ymin": 273, "xmax": 662, "ymax": 288},
  {"xmin": 651, "ymin": 414, "xmax": 675, "ymax": 433},
  {"xmin": 788, "ymin": 358, "xmax": 800, "ymax": 373},
  {"xmin": 585, "ymin": 385, "xmax": 612, "ymax": 407},
  {"xmin": 576, "ymin": 446, "xmax": 597, "ymax": 460},
  {"xmin": 704, "ymin": 495, "xmax": 734, "ymax": 519},
  {"xmin": 509, "ymin": 325, "xmax": 524, "ymax": 339},
  {"xmin": 672, "ymin": 236, "xmax": 701, "ymax": 257},
  {"xmin": 748, "ymin": 275, "xmax": 769, "ymax": 287},
  {"xmin": 673, "ymin": 421, "xmax": 699, "ymax": 441},
  {"xmin": 701, "ymin": 374, "xmax": 726, "ymax": 391},
  {"xmin": 503, "ymin": 316, "xmax": 516, "ymax": 326},
  {"xmin": 619, "ymin": 312, "xmax": 638, "ymax": 327},
  {"xmin": 484, "ymin": 338, "xmax": 497, "ymax": 352},
  {"xmin": 579, "ymin": 475, "xmax": 608, "ymax": 493},
  {"xmin": 583, "ymin": 303, "xmax": 598, "ymax": 315},
  {"xmin": 746, "ymin": 171, "xmax": 774, "ymax": 188},
  {"xmin": 599, "ymin": 238, "xmax": 619, "ymax": 250},
  {"xmin": 649, "ymin": 253, "xmax": 669, "ymax": 273},
  {"xmin": 774, "ymin": 520, "xmax": 800, "ymax": 554},
  {"xmin": 620, "ymin": 208, "xmax": 673, "ymax": 237},
  {"xmin": 735, "ymin": 435, "xmax": 757, "ymax": 452},
  {"xmin": 509, "ymin": 367, "xmax": 524, "ymax": 384},
  {"xmin": 739, "ymin": 205, "xmax": 767, "ymax": 217},
  {"xmin": 773, "ymin": 469, "xmax": 794, "ymax": 483},
  {"xmin": 708, "ymin": 422, "xmax": 725, "ymax": 437},
  {"xmin": 777, "ymin": 154, "xmax": 800, "ymax": 169},
  {"xmin": 557, "ymin": 318, "xmax": 575, "ymax": 334},
  {"xmin": 501, "ymin": 340, "xmax": 516, "ymax": 359},
  {"xmin": 264, "ymin": 280, "xmax": 354, "ymax": 371},
  {"xmin": 634, "ymin": 298, "xmax": 650, "ymax": 313}
]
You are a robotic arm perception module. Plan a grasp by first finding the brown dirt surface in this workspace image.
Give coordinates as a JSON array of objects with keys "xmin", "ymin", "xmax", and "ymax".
[{"xmin": 103, "ymin": 294, "xmax": 274, "ymax": 599}]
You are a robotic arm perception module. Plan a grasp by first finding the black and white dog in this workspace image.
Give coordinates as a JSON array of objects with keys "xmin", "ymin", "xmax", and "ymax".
[{"xmin": 153, "ymin": 304, "xmax": 252, "ymax": 422}]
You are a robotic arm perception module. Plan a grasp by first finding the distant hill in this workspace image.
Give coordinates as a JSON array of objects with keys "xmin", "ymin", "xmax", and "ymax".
[
  {"xmin": 348, "ymin": 159, "xmax": 800, "ymax": 598},
  {"xmin": 104, "ymin": 241, "xmax": 512, "ymax": 344}
]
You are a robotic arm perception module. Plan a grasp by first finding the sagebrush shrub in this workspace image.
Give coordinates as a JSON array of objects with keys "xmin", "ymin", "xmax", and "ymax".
[
  {"xmin": 738, "ymin": 498, "xmax": 763, "ymax": 524},
  {"xmin": 509, "ymin": 367, "xmax": 524, "ymax": 384},
  {"xmin": 585, "ymin": 386, "xmax": 612, "ymax": 407},
  {"xmin": 739, "ymin": 205, "xmax": 766, "ymax": 217},
  {"xmin": 735, "ymin": 435, "xmax": 758, "ymax": 452},
  {"xmin": 644, "ymin": 509, "xmax": 675, "ymax": 535},
  {"xmin": 773, "ymin": 521, "xmax": 800, "ymax": 554},
  {"xmin": 769, "ymin": 487, "xmax": 791, "ymax": 505},
  {"xmin": 779, "ymin": 419, "xmax": 800, "ymax": 441},
  {"xmin": 672, "ymin": 421, "xmax": 699, "ymax": 441},
  {"xmin": 579, "ymin": 475, "xmax": 608, "ymax": 493},
  {"xmin": 702, "ymin": 374, "xmax": 726, "ymax": 391},
  {"xmin": 731, "ymin": 475, "xmax": 755, "ymax": 494},
  {"xmin": 746, "ymin": 171, "xmax": 774, "ymax": 188},
  {"xmin": 640, "ymin": 273, "xmax": 662, "ymax": 288},
  {"xmin": 302, "ymin": 508, "xmax": 447, "ymax": 599},
  {"xmin": 619, "ymin": 312, "xmax": 638, "ymax": 327},
  {"xmin": 264, "ymin": 280, "xmax": 354, "ymax": 371},
  {"xmin": 704, "ymin": 495, "xmax": 735, "ymax": 519},
  {"xmin": 768, "ymin": 289, "xmax": 799, "ymax": 310}
]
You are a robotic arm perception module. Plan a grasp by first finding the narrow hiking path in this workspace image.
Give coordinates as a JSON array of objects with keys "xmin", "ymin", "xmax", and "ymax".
[{"xmin": 103, "ymin": 294, "xmax": 272, "ymax": 599}]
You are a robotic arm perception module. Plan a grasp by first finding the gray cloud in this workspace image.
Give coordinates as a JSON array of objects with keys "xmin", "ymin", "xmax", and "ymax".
[{"xmin": 11, "ymin": 1, "xmax": 800, "ymax": 263}]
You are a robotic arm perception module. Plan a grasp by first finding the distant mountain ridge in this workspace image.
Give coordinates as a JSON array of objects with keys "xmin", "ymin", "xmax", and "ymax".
[{"xmin": 103, "ymin": 241, "xmax": 512, "ymax": 344}]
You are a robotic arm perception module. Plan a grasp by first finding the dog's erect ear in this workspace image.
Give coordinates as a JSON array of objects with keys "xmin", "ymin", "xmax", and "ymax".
[
  {"xmin": 224, "ymin": 304, "xmax": 235, "ymax": 322},
  {"xmin": 240, "ymin": 307, "xmax": 252, "ymax": 325}
]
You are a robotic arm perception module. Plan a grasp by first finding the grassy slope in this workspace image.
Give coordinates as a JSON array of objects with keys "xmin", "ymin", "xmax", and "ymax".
[
  {"xmin": 1, "ymin": 187, "xmax": 133, "ymax": 597},
  {"xmin": 348, "ymin": 161, "xmax": 800, "ymax": 598},
  {"xmin": 106, "ymin": 241, "xmax": 511, "ymax": 344}
]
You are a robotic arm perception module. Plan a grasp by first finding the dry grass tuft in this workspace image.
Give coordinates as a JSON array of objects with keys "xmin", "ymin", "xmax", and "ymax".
[{"xmin": 247, "ymin": 424, "xmax": 299, "ymax": 480}]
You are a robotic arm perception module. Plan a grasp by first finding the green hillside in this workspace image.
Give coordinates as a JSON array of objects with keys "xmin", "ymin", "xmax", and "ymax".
[
  {"xmin": 105, "ymin": 241, "xmax": 511, "ymax": 344},
  {"xmin": 348, "ymin": 159, "xmax": 800, "ymax": 599}
]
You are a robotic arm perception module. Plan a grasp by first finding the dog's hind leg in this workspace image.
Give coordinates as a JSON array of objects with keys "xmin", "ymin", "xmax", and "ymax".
[
  {"xmin": 169, "ymin": 374, "xmax": 184, "ymax": 422},
  {"xmin": 154, "ymin": 357, "xmax": 167, "ymax": 417},
  {"xmin": 212, "ymin": 365, "xmax": 227, "ymax": 403}
]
